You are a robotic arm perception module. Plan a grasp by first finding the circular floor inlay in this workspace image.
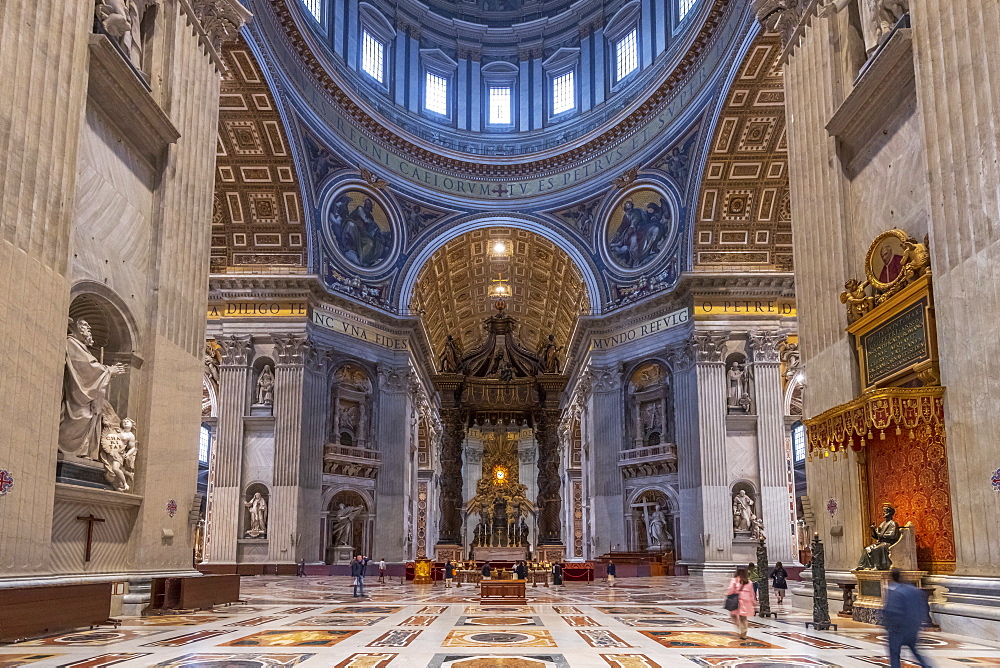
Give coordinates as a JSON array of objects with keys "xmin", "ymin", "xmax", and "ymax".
[
  {"xmin": 467, "ymin": 632, "xmax": 532, "ymax": 643},
  {"xmin": 467, "ymin": 616, "xmax": 532, "ymax": 625}
]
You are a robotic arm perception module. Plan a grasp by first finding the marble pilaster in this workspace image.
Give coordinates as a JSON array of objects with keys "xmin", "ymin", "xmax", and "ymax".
[
  {"xmin": 691, "ymin": 332, "xmax": 732, "ymax": 563},
  {"xmin": 585, "ymin": 364, "xmax": 626, "ymax": 553},
  {"xmin": 374, "ymin": 365, "xmax": 414, "ymax": 560},
  {"xmin": 205, "ymin": 335, "xmax": 251, "ymax": 563},
  {"xmin": 749, "ymin": 330, "xmax": 796, "ymax": 563}
]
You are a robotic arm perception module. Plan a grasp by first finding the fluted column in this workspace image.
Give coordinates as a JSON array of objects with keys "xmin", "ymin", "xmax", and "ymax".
[
  {"xmin": 268, "ymin": 335, "xmax": 309, "ymax": 563},
  {"xmin": 205, "ymin": 335, "xmax": 251, "ymax": 563},
  {"xmin": 375, "ymin": 366, "xmax": 414, "ymax": 560},
  {"xmin": 0, "ymin": 0, "xmax": 91, "ymax": 577},
  {"xmin": 585, "ymin": 365, "xmax": 626, "ymax": 553},
  {"xmin": 910, "ymin": 0, "xmax": 1000, "ymax": 577},
  {"xmin": 750, "ymin": 331, "xmax": 796, "ymax": 563},
  {"xmin": 691, "ymin": 331, "xmax": 732, "ymax": 563}
]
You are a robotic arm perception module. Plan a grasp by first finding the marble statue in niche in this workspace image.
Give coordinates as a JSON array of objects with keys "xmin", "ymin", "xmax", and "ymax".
[
  {"xmin": 204, "ymin": 342, "xmax": 220, "ymax": 386},
  {"xmin": 727, "ymin": 361, "xmax": 752, "ymax": 413},
  {"xmin": 857, "ymin": 503, "xmax": 901, "ymax": 570},
  {"xmin": 244, "ymin": 490, "xmax": 269, "ymax": 538},
  {"xmin": 59, "ymin": 318, "xmax": 130, "ymax": 459},
  {"xmin": 861, "ymin": 0, "xmax": 909, "ymax": 53},
  {"xmin": 733, "ymin": 489, "xmax": 756, "ymax": 532},
  {"xmin": 100, "ymin": 417, "xmax": 138, "ymax": 492},
  {"xmin": 94, "ymin": 0, "xmax": 156, "ymax": 70},
  {"xmin": 255, "ymin": 365, "xmax": 274, "ymax": 406},
  {"xmin": 333, "ymin": 503, "xmax": 364, "ymax": 546},
  {"xmin": 647, "ymin": 504, "xmax": 671, "ymax": 548}
]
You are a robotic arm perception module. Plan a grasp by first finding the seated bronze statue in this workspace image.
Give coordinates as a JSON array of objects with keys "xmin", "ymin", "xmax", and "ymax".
[{"xmin": 857, "ymin": 503, "xmax": 901, "ymax": 570}]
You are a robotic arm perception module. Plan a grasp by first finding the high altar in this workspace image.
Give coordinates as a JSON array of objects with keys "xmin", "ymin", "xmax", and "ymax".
[
  {"xmin": 806, "ymin": 229, "xmax": 956, "ymax": 622},
  {"xmin": 432, "ymin": 300, "xmax": 567, "ymax": 564}
]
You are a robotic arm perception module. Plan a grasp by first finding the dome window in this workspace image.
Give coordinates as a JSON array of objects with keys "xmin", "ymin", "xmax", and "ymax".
[
  {"xmin": 361, "ymin": 30, "xmax": 385, "ymax": 84},
  {"xmin": 616, "ymin": 28, "xmax": 639, "ymax": 83}
]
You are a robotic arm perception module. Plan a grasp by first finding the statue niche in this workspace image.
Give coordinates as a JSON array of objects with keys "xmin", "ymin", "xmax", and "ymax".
[
  {"xmin": 330, "ymin": 364, "xmax": 373, "ymax": 449},
  {"xmin": 243, "ymin": 483, "xmax": 269, "ymax": 539},
  {"xmin": 627, "ymin": 362, "xmax": 673, "ymax": 450}
]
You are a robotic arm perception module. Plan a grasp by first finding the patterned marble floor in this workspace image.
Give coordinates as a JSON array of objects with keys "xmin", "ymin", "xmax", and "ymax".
[{"xmin": 2, "ymin": 574, "xmax": 999, "ymax": 667}]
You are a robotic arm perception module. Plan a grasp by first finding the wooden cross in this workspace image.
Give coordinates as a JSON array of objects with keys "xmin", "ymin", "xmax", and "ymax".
[{"xmin": 77, "ymin": 513, "xmax": 106, "ymax": 562}]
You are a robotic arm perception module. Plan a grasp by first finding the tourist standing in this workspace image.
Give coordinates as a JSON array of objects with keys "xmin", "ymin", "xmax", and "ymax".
[
  {"xmin": 552, "ymin": 562, "xmax": 563, "ymax": 586},
  {"xmin": 351, "ymin": 554, "xmax": 370, "ymax": 598},
  {"xmin": 883, "ymin": 568, "xmax": 933, "ymax": 668},
  {"xmin": 378, "ymin": 558, "xmax": 386, "ymax": 583},
  {"xmin": 297, "ymin": 558, "xmax": 306, "ymax": 577},
  {"xmin": 770, "ymin": 561, "xmax": 788, "ymax": 604},
  {"xmin": 515, "ymin": 561, "xmax": 526, "ymax": 580},
  {"xmin": 725, "ymin": 566, "xmax": 757, "ymax": 639},
  {"xmin": 445, "ymin": 559, "xmax": 455, "ymax": 588},
  {"xmin": 481, "ymin": 561, "xmax": 492, "ymax": 579},
  {"xmin": 606, "ymin": 560, "xmax": 617, "ymax": 587}
]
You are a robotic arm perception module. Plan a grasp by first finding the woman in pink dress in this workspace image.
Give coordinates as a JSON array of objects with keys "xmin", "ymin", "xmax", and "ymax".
[{"xmin": 726, "ymin": 566, "xmax": 757, "ymax": 639}]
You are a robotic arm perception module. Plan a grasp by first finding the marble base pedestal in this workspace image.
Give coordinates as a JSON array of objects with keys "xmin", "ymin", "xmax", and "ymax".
[
  {"xmin": 55, "ymin": 454, "xmax": 111, "ymax": 490},
  {"xmin": 851, "ymin": 569, "xmax": 926, "ymax": 624},
  {"xmin": 536, "ymin": 545, "xmax": 565, "ymax": 563},
  {"xmin": 332, "ymin": 546, "xmax": 355, "ymax": 564}
]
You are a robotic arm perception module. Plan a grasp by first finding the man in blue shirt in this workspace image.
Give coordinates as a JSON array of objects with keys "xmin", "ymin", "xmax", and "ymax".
[{"xmin": 882, "ymin": 568, "xmax": 932, "ymax": 668}]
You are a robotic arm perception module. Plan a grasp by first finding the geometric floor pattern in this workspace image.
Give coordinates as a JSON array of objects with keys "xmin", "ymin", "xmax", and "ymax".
[{"xmin": 1, "ymin": 574, "xmax": 999, "ymax": 666}]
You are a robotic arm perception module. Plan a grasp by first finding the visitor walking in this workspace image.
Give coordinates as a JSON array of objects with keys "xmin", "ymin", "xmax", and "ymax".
[
  {"xmin": 378, "ymin": 558, "xmax": 386, "ymax": 583},
  {"xmin": 444, "ymin": 559, "xmax": 455, "ymax": 588},
  {"xmin": 351, "ymin": 554, "xmax": 370, "ymax": 598},
  {"xmin": 770, "ymin": 561, "xmax": 788, "ymax": 604},
  {"xmin": 606, "ymin": 560, "xmax": 617, "ymax": 587},
  {"xmin": 747, "ymin": 562, "xmax": 760, "ymax": 596},
  {"xmin": 725, "ymin": 566, "xmax": 757, "ymax": 640},
  {"xmin": 296, "ymin": 558, "xmax": 306, "ymax": 577},
  {"xmin": 883, "ymin": 568, "xmax": 933, "ymax": 668}
]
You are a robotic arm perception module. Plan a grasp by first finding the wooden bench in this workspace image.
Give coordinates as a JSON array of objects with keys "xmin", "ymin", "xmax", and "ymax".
[
  {"xmin": 480, "ymin": 579, "xmax": 527, "ymax": 605},
  {"xmin": 0, "ymin": 582, "xmax": 112, "ymax": 642},
  {"xmin": 146, "ymin": 574, "xmax": 241, "ymax": 613}
]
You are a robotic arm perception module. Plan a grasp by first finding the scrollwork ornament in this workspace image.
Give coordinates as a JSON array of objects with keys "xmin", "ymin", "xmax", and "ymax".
[
  {"xmin": 590, "ymin": 364, "xmax": 622, "ymax": 393},
  {"xmin": 378, "ymin": 365, "xmax": 414, "ymax": 393},
  {"xmin": 189, "ymin": 0, "xmax": 250, "ymax": 51}
]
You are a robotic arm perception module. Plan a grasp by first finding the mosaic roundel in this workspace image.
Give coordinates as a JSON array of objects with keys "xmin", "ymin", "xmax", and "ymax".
[
  {"xmin": 467, "ymin": 632, "xmax": 533, "ymax": 643},
  {"xmin": 602, "ymin": 186, "xmax": 676, "ymax": 272},
  {"xmin": 323, "ymin": 188, "xmax": 397, "ymax": 270}
]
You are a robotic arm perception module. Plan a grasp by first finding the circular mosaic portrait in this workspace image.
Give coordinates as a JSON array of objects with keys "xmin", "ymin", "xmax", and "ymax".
[
  {"xmin": 865, "ymin": 229, "xmax": 907, "ymax": 289},
  {"xmin": 603, "ymin": 187, "xmax": 676, "ymax": 271},
  {"xmin": 324, "ymin": 188, "xmax": 397, "ymax": 270}
]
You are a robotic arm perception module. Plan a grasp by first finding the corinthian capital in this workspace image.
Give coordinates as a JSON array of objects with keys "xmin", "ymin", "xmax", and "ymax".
[
  {"xmin": 218, "ymin": 334, "xmax": 252, "ymax": 366},
  {"xmin": 273, "ymin": 334, "xmax": 309, "ymax": 365},
  {"xmin": 589, "ymin": 364, "xmax": 622, "ymax": 393},
  {"xmin": 190, "ymin": 0, "xmax": 251, "ymax": 51},
  {"xmin": 689, "ymin": 331, "xmax": 729, "ymax": 363},
  {"xmin": 378, "ymin": 365, "xmax": 414, "ymax": 393},
  {"xmin": 748, "ymin": 330, "xmax": 786, "ymax": 364}
]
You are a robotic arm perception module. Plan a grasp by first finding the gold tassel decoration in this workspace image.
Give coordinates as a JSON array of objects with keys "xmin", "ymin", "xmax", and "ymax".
[{"xmin": 880, "ymin": 430, "xmax": 885, "ymax": 440}]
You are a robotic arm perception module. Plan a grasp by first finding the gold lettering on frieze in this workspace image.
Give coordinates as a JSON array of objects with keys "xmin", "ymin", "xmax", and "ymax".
[{"xmin": 207, "ymin": 302, "xmax": 308, "ymax": 318}]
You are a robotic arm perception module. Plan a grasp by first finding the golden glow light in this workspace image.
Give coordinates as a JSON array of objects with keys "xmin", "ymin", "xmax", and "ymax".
[{"xmin": 492, "ymin": 241, "xmax": 507, "ymax": 255}]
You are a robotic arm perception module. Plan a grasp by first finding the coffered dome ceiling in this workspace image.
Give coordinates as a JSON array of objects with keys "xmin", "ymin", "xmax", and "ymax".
[{"xmin": 412, "ymin": 228, "xmax": 589, "ymax": 358}]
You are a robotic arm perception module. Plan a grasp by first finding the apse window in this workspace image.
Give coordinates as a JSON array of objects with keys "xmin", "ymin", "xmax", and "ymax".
[
  {"xmin": 792, "ymin": 423, "xmax": 806, "ymax": 463},
  {"xmin": 361, "ymin": 30, "xmax": 385, "ymax": 84},
  {"xmin": 425, "ymin": 71, "xmax": 449, "ymax": 115},
  {"xmin": 488, "ymin": 86, "xmax": 512, "ymax": 125},
  {"xmin": 616, "ymin": 28, "xmax": 639, "ymax": 82},
  {"xmin": 552, "ymin": 70, "xmax": 575, "ymax": 115},
  {"xmin": 302, "ymin": 0, "xmax": 322, "ymax": 22},
  {"xmin": 678, "ymin": 0, "xmax": 697, "ymax": 21},
  {"xmin": 199, "ymin": 425, "xmax": 211, "ymax": 464}
]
